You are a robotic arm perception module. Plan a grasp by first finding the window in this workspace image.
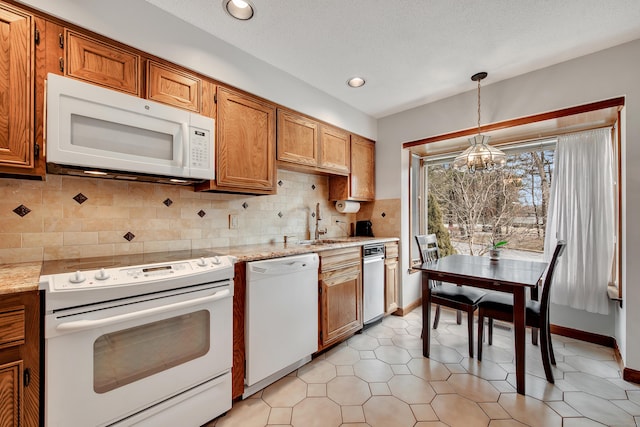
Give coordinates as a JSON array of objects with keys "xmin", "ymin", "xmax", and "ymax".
[
  {"xmin": 414, "ymin": 139, "xmax": 555, "ymax": 263},
  {"xmin": 405, "ymin": 98, "xmax": 624, "ymax": 299}
]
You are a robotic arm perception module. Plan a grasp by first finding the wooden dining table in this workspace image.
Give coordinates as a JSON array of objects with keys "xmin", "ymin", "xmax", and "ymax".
[{"xmin": 416, "ymin": 254, "xmax": 548, "ymax": 395}]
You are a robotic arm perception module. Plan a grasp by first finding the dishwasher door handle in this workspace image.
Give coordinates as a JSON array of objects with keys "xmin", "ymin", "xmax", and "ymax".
[{"xmin": 363, "ymin": 256, "xmax": 385, "ymax": 264}]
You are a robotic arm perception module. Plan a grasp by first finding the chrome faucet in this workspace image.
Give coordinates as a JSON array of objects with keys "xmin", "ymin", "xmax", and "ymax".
[{"xmin": 315, "ymin": 202, "xmax": 327, "ymax": 240}]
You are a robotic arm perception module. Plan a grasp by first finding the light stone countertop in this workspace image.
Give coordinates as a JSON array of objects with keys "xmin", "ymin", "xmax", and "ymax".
[
  {"xmin": 0, "ymin": 262, "xmax": 43, "ymax": 296},
  {"xmin": 0, "ymin": 237, "xmax": 399, "ymax": 295}
]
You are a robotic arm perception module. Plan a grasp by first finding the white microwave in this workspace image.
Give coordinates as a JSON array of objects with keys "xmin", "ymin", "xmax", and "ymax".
[{"xmin": 46, "ymin": 73, "xmax": 215, "ymax": 184}]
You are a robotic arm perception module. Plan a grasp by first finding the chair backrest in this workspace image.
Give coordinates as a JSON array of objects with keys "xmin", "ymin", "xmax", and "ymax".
[
  {"xmin": 415, "ymin": 234, "xmax": 441, "ymax": 264},
  {"xmin": 539, "ymin": 240, "xmax": 567, "ymax": 316}
]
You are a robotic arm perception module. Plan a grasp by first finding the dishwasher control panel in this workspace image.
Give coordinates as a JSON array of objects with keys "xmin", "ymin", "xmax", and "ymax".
[{"xmin": 363, "ymin": 243, "xmax": 385, "ymax": 258}]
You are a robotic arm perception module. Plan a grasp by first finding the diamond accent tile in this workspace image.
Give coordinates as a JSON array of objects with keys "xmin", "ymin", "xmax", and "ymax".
[
  {"xmin": 311, "ymin": 184, "xmax": 316, "ymax": 190},
  {"xmin": 73, "ymin": 193, "xmax": 88, "ymax": 204},
  {"xmin": 278, "ymin": 211, "xmax": 283, "ymax": 218},
  {"xmin": 123, "ymin": 232, "xmax": 135, "ymax": 241},
  {"xmin": 198, "ymin": 210, "xmax": 206, "ymax": 217},
  {"xmin": 381, "ymin": 212, "xmax": 386, "ymax": 217},
  {"xmin": 163, "ymin": 198, "xmax": 173, "ymax": 207},
  {"xmin": 242, "ymin": 202, "xmax": 249, "ymax": 209},
  {"xmin": 278, "ymin": 180, "xmax": 283, "ymax": 186},
  {"xmin": 13, "ymin": 204, "xmax": 31, "ymax": 217}
]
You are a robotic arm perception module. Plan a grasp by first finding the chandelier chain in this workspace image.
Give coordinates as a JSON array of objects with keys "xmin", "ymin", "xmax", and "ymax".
[{"xmin": 477, "ymin": 78, "xmax": 481, "ymax": 134}]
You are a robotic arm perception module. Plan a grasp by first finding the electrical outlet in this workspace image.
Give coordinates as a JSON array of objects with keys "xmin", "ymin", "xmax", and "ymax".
[{"xmin": 229, "ymin": 214, "xmax": 239, "ymax": 229}]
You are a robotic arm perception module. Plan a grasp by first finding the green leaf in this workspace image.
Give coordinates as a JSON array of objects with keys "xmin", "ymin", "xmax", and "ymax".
[{"xmin": 493, "ymin": 240, "xmax": 508, "ymax": 248}]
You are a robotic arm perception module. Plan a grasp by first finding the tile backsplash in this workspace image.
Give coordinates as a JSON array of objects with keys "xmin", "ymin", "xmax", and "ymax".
[{"xmin": 1, "ymin": 170, "xmax": 357, "ymax": 263}]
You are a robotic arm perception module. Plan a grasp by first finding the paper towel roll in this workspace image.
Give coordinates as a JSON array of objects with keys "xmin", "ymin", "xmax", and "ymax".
[{"xmin": 335, "ymin": 200, "xmax": 360, "ymax": 213}]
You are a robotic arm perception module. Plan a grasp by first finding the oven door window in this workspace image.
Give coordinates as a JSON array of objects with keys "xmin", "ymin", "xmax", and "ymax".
[{"xmin": 93, "ymin": 310, "xmax": 210, "ymax": 393}]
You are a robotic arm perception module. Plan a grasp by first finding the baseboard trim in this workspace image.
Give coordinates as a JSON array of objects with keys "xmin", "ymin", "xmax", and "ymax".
[
  {"xmin": 396, "ymin": 298, "xmax": 422, "ymax": 316},
  {"xmin": 623, "ymin": 367, "xmax": 640, "ymax": 383},
  {"xmin": 549, "ymin": 324, "xmax": 615, "ymax": 348}
]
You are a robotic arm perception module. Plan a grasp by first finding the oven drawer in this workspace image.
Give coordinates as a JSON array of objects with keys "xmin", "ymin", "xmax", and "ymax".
[{"xmin": 111, "ymin": 371, "xmax": 231, "ymax": 427}]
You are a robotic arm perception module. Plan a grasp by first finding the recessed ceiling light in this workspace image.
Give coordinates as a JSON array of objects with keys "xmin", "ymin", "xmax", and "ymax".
[
  {"xmin": 224, "ymin": 0, "xmax": 255, "ymax": 20},
  {"xmin": 347, "ymin": 77, "xmax": 366, "ymax": 88}
]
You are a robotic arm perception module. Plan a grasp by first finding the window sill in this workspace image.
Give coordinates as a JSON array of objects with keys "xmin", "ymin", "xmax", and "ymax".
[{"xmin": 607, "ymin": 285, "xmax": 622, "ymax": 308}]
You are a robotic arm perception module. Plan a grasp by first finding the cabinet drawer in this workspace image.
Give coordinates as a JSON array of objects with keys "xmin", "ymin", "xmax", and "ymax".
[
  {"xmin": 0, "ymin": 306, "xmax": 25, "ymax": 350},
  {"xmin": 319, "ymin": 247, "xmax": 361, "ymax": 272},
  {"xmin": 146, "ymin": 61, "xmax": 201, "ymax": 112}
]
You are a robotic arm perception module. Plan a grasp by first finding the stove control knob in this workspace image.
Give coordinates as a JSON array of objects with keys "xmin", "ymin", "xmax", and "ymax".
[
  {"xmin": 197, "ymin": 257, "xmax": 208, "ymax": 267},
  {"xmin": 212, "ymin": 256, "xmax": 221, "ymax": 265},
  {"xmin": 69, "ymin": 270, "xmax": 86, "ymax": 284},
  {"xmin": 95, "ymin": 268, "xmax": 110, "ymax": 281}
]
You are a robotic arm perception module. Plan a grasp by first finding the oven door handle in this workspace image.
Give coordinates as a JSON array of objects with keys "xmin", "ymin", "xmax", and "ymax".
[{"xmin": 55, "ymin": 288, "xmax": 231, "ymax": 333}]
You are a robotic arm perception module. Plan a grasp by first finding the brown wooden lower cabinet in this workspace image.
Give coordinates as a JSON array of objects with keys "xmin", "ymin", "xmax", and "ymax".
[
  {"xmin": 0, "ymin": 291, "xmax": 39, "ymax": 427},
  {"xmin": 384, "ymin": 242, "xmax": 399, "ymax": 314},
  {"xmin": 318, "ymin": 247, "xmax": 363, "ymax": 350}
]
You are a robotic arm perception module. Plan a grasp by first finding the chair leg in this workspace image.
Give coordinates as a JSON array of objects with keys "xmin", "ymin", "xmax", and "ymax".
[
  {"xmin": 433, "ymin": 304, "xmax": 441, "ymax": 329},
  {"xmin": 539, "ymin": 320, "xmax": 555, "ymax": 383},
  {"xmin": 467, "ymin": 308, "xmax": 474, "ymax": 358},
  {"xmin": 477, "ymin": 312, "xmax": 484, "ymax": 361},
  {"xmin": 488, "ymin": 318, "xmax": 493, "ymax": 346},
  {"xmin": 456, "ymin": 309, "xmax": 462, "ymax": 325},
  {"xmin": 532, "ymin": 327, "xmax": 539, "ymax": 346},
  {"xmin": 547, "ymin": 320, "xmax": 556, "ymax": 365}
]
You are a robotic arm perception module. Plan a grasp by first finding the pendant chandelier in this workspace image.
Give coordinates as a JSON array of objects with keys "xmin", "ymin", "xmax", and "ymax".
[{"xmin": 453, "ymin": 72, "xmax": 506, "ymax": 173}]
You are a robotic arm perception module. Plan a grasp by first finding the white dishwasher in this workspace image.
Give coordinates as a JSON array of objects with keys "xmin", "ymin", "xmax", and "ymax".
[{"xmin": 245, "ymin": 253, "xmax": 319, "ymax": 397}]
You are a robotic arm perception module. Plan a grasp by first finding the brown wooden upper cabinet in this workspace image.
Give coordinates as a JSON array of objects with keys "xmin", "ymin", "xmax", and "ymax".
[
  {"xmin": 319, "ymin": 125, "xmax": 350, "ymax": 175},
  {"xmin": 197, "ymin": 86, "xmax": 276, "ymax": 194},
  {"xmin": 0, "ymin": 3, "xmax": 34, "ymax": 171},
  {"xmin": 146, "ymin": 61, "xmax": 201, "ymax": 112},
  {"xmin": 65, "ymin": 29, "xmax": 140, "ymax": 95},
  {"xmin": 329, "ymin": 135, "xmax": 375, "ymax": 201},
  {"xmin": 277, "ymin": 110, "xmax": 318, "ymax": 167},
  {"xmin": 277, "ymin": 109, "xmax": 350, "ymax": 176}
]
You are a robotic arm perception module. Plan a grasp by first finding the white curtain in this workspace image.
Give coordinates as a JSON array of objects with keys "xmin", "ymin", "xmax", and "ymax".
[{"xmin": 544, "ymin": 127, "xmax": 614, "ymax": 315}]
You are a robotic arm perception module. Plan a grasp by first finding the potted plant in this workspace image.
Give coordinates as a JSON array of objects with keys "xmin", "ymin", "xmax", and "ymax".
[{"xmin": 488, "ymin": 240, "xmax": 508, "ymax": 260}]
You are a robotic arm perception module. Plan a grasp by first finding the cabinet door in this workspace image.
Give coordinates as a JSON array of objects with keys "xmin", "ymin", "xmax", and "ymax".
[
  {"xmin": 277, "ymin": 110, "xmax": 318, "ymax": 167},
  {"xmin": 319, "ymin": 265, "xmax": 362, "ymax": 348},
  {"xmin": 384, "ymin": 257, "xmax": 399, "ymax": 314},
  {"xmin": 0, "ymin": 360, "xmax": 22, "ymax": 426},
  {"xmin": 146, "ymin": 61, "xmax": 200, "ymax": 112},
  {"xmin": 0, "ymin": 4, "xmax": 34, "ymax": 169},
  {"xmin": 215, "ymin": 87, "xmax": 276, "ymax": 193},
  {"xmin": 349, "ymin": 135, "xmax": 375, "ymax": 201},
  {"xmin": 319, "ymin": 125, "xmax": 350, "ymax": 174},
  {"xmin": 65, "ymin": 30, "xmax": 140, "ymax": 95},
  {"xmin": 328, "ymin": 135, "xmax": 375, "ymax": 201}
]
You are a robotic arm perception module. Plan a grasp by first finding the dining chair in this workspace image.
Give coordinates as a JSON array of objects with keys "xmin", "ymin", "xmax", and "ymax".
[
  {"xmin": 477, "ymin": 240, "xmax": 567, "ymax": 383},
  {"xmin": 415, "ymin": 234, "xmax": 486, "ymax": 358}
]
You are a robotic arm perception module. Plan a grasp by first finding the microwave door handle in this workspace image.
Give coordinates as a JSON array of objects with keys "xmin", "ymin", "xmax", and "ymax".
[
  {"xmin": 177, "ymin": 123, "xmax": 189, "ymax": 167},
  {"xmin": 55, "ymin": 288, "xmax": 231, "ymax": 333}
]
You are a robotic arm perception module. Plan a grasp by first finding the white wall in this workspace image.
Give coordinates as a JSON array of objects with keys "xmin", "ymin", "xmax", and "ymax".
[
  {"xmin": 378, "ymin": 39, "xmax": 640, "ymax": 371},
  {"xmin": 16, "ymin": 0, "xmax": 377, "ymax": 140}
]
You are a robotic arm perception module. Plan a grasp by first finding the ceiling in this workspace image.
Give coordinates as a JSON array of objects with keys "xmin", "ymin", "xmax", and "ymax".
[{"xmin": 144, "ymin": 0, "xmax": 640, "ymax": 119}]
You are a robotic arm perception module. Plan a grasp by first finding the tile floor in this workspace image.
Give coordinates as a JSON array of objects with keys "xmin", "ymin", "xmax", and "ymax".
[{"xmin": 206, "ymin": 308, "xmax": 640, "ymax": 427}]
